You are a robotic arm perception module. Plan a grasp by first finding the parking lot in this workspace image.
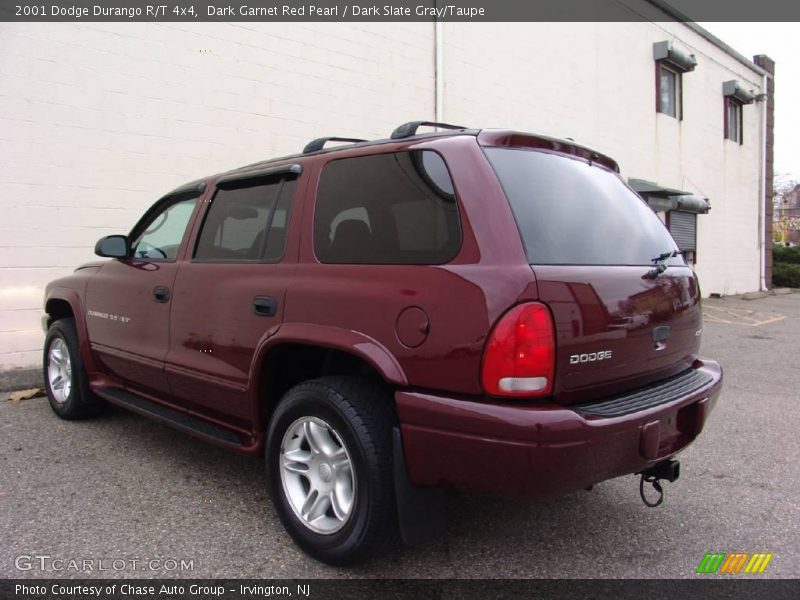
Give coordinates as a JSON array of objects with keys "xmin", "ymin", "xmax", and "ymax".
[{"xmin": 1, "ymin": 293, "xmax": 798, "ymax": 579}]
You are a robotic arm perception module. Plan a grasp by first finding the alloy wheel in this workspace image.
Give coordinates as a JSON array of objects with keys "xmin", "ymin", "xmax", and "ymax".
[
  {"xmin": 47, "ymin": 337, "xmax": 72, "ymax": 404},
  {"xmin": 279, "ymin": 416, "xmax": 356, "ymax": 534}
]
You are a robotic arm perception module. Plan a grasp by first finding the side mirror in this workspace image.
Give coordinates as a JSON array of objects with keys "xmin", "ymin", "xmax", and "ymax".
[{"xmin": 95, "ymin": 235, "xmax": 129, "ymax": 258}]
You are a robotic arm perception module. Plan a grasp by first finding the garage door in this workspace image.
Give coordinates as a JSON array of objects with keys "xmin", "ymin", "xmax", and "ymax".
[{"xmin": 669, "ymin": 210, "xmax": 696, "ymax": 251}]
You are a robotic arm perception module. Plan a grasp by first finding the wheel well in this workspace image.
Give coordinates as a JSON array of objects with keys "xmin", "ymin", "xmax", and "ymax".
[
  {"xmin": 258, "ymin": 344, "xmax": 389, "ymax": 425},
  {"xmin": 45, "ymin": 298, "xmax": 74, "ymax": 328}
]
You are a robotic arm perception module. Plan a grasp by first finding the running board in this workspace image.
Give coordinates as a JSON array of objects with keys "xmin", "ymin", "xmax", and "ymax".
[{"xmin": 95, "ymin": 386, "xmax": 244, "ymax": 448}]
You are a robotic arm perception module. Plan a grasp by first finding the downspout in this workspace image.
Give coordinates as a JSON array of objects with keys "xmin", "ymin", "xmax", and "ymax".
[
  {"xmin": 758, "ymin": 71, "xmax": 768, "ymax": 291},
  {"xmin": 434, "ymin": 19, "xmax": 444, "ymax": 122}
]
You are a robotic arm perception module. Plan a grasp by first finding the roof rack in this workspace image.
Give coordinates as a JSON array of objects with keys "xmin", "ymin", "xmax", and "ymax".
[
  {"xmin": 302, "ymin": 137, "xmax": 367, "ymax": 154},
  {"xmin": 390, "ymin": 120, "xmax": 467, "ymax": 140}
]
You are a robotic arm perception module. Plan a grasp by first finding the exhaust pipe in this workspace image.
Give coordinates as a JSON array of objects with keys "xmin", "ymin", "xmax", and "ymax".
[{"xmin": 638, "ymin": 459, "xmax": 680, "ymax": 507}]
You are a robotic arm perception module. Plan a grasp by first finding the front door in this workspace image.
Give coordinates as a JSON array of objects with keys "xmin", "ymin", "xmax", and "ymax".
[
  {"xmin": 85, "ymin": 188, "xmax": 202, "ymax": 396},
  {"xmin": 166, "ymin": 169, "xmax": 301, "ymax": 428}
]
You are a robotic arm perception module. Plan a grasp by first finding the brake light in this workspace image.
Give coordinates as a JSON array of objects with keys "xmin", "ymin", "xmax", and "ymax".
[{"xmin": 481, "ymin": 302, "xmax": 555, "ymax": 398}]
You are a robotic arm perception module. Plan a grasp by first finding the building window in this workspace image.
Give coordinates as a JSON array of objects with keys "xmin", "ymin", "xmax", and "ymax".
[
  {"xmin": 653, "ymin": 40, "xmax": 696, "ymax": 120},
  {"xmin": 657, "ymin": 64, "xmax": 681, "ymax": 118},
  {"xmin": 722, "ymin": 80, "xmax": 754, "ymax": 145},
  {"xmin": 724, "ymin": 97, "xmax": 743, "ymax": 144}
]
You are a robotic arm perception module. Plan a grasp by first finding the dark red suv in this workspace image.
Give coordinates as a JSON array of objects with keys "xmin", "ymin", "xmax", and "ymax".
[{"xmin": 42, "ymin": 121, "xmax": 722, "ymax": 564}]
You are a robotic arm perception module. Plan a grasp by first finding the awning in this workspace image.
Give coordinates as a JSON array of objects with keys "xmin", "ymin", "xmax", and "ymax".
[
  {"xmin": 628, "ymin": 178, "xmax": 710, "ymax": 214},
  {"xmin": 723, "ymin": 80, "xmax": 755, "ymax": 105},
  {"xmin": 653, "ymin": 40, "xmax": 698, "ymax": 73}
]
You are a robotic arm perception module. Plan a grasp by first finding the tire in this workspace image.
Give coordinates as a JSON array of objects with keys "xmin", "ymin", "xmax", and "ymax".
[
  {"xmin": 266, "ymin": 376, "xmax": 397, "ymax": 565},
  {"xmin": 43, "ymin": 318, "xmax": 104, "ymax": 420}
]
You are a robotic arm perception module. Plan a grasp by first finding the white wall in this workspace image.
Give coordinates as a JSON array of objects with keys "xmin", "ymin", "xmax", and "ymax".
[
  {"xmin": 442, "ymin": 21, "xmax": 764, "ymax": 296},
  {"xmin": 0, "ymin": 22, "xmax": 435, "ymax": 371},
  {"xmin": 0, "ymin": 17, "xmax": 765, "ymax": 375}
]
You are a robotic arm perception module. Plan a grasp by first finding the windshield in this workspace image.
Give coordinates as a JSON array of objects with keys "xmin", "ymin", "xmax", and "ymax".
[{"xmin": 485, "ymin": 148, "xmax": 685, "ymax": 266}]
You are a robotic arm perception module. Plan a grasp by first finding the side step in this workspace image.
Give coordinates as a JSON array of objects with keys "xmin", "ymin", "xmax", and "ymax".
[{"xmin": 95, "ymin": 386, "xmax": 244, "ymax": 448}]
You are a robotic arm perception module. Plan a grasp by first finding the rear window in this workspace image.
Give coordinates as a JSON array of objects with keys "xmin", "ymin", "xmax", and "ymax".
[
  {"xmin": 314, "ymin": 151, "xmax": 461, "ymax": 264},
  {"xmin": 485, "ymin": 148, "xmax": 684, "ymax": 266}
]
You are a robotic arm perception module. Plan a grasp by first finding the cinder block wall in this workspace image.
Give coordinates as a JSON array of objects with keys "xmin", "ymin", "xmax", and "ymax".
[{"xmin": 0, "ymin": 22, "xmax": 435, "ymax": 379}]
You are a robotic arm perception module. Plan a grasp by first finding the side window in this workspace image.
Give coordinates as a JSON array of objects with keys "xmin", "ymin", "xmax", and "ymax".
[
  {"xmin": 652, "ymin": 41, "xmax": 695, "ymax": 121},
  {"xmin": 657, "ymin": 63, "xmax": 680, "ymax": 118},
  {"xmin": 724, "ymin": 97, "xmax": 743, "ymax": 144},
  {"xmin": 314, "ymin": 151, "xmax": 461, "ymax": 264},
  {"xmin": 194, "ymin": 177, "xmax": 296, "ymax": 262},
  {"xmin": 130, "ymin": 197, "xmax": 198, "ymax": 261}
]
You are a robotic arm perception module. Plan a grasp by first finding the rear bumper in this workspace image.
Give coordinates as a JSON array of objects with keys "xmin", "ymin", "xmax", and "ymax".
[{"xmin": 396, "ymin": 359, "xmax": 722, "ymax": 500}]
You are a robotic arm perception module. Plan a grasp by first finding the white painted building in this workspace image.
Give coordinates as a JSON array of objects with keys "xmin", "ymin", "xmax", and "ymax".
[{"xmin": 0, "ymin": 8, "xmax": 772, "ymax": 386}]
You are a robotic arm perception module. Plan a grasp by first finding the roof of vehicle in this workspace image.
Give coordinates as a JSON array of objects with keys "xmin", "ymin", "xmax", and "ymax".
[
  {"xmin": 234, "ymin": 128, "xmax": 480, "ymax": 171},
  {"xmin": 165, "ymin": 121, "xmax": 619, "ymax": 196}
]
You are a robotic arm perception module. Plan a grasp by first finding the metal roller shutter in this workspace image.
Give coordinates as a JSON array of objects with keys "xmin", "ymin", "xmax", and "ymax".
[{"xmin": 669, "ymin": 210, "xmax": 696, "ymax": 250}]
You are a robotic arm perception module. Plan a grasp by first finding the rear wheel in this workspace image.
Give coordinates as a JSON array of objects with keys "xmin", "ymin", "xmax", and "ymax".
[
  {"xmin": 266, "ymin": 377, "xmax": 396, "ymax": 565},
  {"xmin": 43, "ymin": 318, "xmax": 104, "ymax": 420}
]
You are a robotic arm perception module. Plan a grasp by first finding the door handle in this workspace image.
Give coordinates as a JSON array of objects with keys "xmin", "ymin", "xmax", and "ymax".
[
  {"xmin": 153, "ymin": 286, "xmax": 170, "ymax": 303},
  {"xmin": 252, "ymin": 296, "xmax": 277, "ymax": 317}
]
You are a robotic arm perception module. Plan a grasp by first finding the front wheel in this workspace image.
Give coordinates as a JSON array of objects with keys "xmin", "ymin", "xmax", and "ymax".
[
  {"xmin": 266, "ymin": 377, "xmax": 397, "ymax": 565},
  {"xmin": 43, "ymin": 318, "xmax": 104, "ymax": 420}
]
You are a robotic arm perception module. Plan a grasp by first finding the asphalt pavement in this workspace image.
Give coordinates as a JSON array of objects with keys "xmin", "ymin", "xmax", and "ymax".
[{"xmin": 1, "ymin": 293, "xmax": 798, "ymax": 579}]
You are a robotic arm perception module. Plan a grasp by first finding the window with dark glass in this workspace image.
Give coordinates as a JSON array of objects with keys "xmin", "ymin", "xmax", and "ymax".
[
  {"xmin": 725, "ymin": 97, "xmax": 743, "ymax": 144},
  {"xmin": 314, "ymin": 151, "xmax": 461, "ymax": 264},
  {"xmin": 657, "ymin": 64, "xmax": 680, "ymax": 118},
  {"xmin": 194, "ymin": 177, "xmax": 296, "ymax": 262},
  {"xmin": 652, "ymin": 41, "xmax": 696, "ymax": 120},
  {"xmin": 722, "ymin": 80, "xmax": 754, "ymax": 145},
  {"xmin": 486, "ymin": 148, "xmax": 684, "ymax": 266}
]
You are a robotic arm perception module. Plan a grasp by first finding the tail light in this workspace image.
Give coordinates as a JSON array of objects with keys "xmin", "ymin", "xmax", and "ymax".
[{"xmin": 481, "ymin": 302, "xmax": 556, "ymax": 398}]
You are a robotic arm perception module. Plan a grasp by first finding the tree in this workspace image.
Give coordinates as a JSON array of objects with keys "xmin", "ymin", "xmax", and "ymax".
[
  {"xmin": 773, "ymin": 173, "xmax": 800, "ymax": 245},
  {"xmin": 774, "ymin": 173, "xmax": 799, "ymax": 198}
]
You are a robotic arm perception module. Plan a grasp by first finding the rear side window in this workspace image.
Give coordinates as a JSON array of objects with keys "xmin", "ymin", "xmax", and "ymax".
[
  {"xmin": 314, "ymin": 151, "xmax": 461, "ymax": 264},
  {"xmin": 194, "ymin": 177, "xmax": 296, "ymax": 262},
  {"xmin": 485, "ymin": 148, "xmax": 684, "ymax": 266}
]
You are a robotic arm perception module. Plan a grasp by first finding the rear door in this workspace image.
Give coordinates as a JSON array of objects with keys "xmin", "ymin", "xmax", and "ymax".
[
  {"xmin": 165, "ymin": 167, "xmax": 302, "ymax": 428},
  {"xmin": 485, "ymin": 147, "xmax": 702, "ymax": 404}
]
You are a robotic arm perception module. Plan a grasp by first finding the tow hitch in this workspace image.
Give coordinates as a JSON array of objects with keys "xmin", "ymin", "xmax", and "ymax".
[{"xmin": 638, "ymin": 460, "xmax": 680, "ymax": 507}]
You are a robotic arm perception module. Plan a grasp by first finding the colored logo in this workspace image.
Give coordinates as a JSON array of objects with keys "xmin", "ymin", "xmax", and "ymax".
[{"xmin": 696, "ymin": 552, "xmax": 774, "ymax": 574}]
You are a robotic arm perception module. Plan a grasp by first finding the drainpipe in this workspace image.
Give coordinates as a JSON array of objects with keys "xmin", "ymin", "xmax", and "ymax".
[
  {"xmin": 754, "ymin": 54, "xmax": 776, "ymax": 290},
  {"xmin": 758, "ymin": 71, "xmax": 768, "ymax": 291},
  {"xmin": 434, "ymin": 19, "xmax": 444, "ymax": 122}
]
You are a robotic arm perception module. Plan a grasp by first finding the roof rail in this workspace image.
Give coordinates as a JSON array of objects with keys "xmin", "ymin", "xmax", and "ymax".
[
  {"xmin": 302, "ymin": 137, "xmax": 367, "ymax": 154},
  {"xmin": 390, "ymin": 120, "xmax": 467, "ymax": 140}
]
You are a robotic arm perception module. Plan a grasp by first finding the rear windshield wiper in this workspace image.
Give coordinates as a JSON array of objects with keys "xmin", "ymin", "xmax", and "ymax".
[{"xmin": 647, "ymin": 250, "xmax": 682, "ymax": 278}]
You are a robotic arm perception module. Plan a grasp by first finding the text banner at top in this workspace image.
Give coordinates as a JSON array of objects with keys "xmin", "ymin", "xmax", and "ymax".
[{"xmin": 3, "ymin": 0, "xmax": 800, "ymax": 22}]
